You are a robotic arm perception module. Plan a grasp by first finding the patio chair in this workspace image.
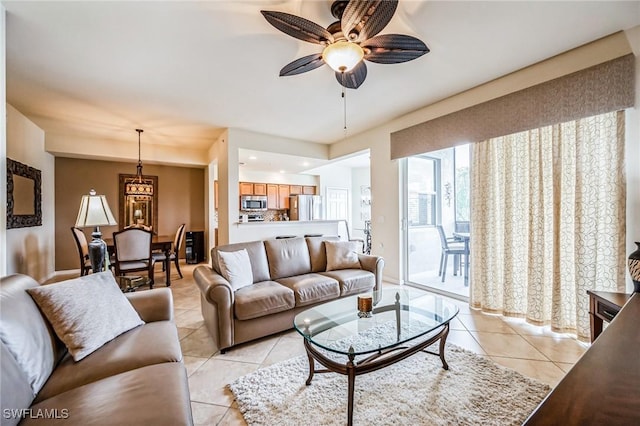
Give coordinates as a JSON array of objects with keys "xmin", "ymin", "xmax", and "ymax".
[{"xmin": 436, "ymin": 225, "xmax": 468, "ymax": 283}]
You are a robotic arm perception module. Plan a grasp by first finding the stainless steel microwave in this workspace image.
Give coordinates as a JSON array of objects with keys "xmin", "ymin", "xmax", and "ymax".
[{"xmin": 240, "ymin": 195, "xmax": 268, "ymax": 211}]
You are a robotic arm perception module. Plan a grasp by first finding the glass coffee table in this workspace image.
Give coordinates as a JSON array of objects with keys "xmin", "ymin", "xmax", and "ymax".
[{"xmin": 294, "ymin": 288, "xmax": 459, "ymax": 426}]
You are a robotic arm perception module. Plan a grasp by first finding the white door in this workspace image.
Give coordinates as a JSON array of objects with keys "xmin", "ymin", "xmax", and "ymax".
[
  {"xmin": 325, "ymin": 188, "xmax": 349, "ymax": 220},
  {"xmin": 326, "ymin": 187, "xmax": 350, "ymax": 241}
]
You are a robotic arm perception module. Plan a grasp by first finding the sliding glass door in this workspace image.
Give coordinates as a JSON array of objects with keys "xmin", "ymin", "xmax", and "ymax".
[{"xmin": 404, "ymin": 146, "xmax": 470, "ymax": 300}]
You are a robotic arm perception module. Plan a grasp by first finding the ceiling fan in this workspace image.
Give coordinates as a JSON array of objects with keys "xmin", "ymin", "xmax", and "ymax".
[{"xmin": 261, "ymin": 0, "xmax": 429, "ymax": 89}]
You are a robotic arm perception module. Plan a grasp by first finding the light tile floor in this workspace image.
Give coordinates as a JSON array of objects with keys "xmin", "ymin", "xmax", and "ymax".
[{"xmin": 58, "ymin": 262, "xmax": 589, "ymax": 425}]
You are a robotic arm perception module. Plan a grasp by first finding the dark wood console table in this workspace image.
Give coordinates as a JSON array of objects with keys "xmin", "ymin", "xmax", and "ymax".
[
  {"xmin": 587, "ymin": 290, "xmax": 632, "ymax": 343},
  {"xmin": 523, "ymin": 293, "xmax": 639, "ymax": 425}
]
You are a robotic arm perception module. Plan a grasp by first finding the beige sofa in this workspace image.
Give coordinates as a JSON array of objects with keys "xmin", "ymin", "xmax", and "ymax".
[
  {"xmin": 0, "ymin": 274, "xmax": 193, "ymax": 425},
  {"xmin": 194, "ymin": 236, "xmax": 385, "ymax": 353}
]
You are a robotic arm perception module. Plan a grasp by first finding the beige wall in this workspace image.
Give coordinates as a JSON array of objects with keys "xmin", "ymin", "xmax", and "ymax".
[
  {"xmin": 55, "ymin": 157, "xmax": 205, "ymax": 271},
  {"xmin": 6, "ymin": 104, "xmax": 56, "ymax": 282},
  {"xmin": 46, "ymin": 131, "xmax": 208, "ymax": 167}
]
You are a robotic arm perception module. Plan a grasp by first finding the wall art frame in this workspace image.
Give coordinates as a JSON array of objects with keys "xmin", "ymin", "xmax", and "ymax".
[{"xmin": 6, "ymin": 157, "xmax": 43, "ymax": 229}]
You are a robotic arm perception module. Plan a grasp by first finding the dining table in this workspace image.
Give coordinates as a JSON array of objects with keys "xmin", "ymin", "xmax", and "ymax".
[
  {"xmin": 105, "ymin": 235, "xmax": 174, "ymax": 286},
  {"xmin": 453, "ymin": 232, "xmax": 470, "ymax": 287}
]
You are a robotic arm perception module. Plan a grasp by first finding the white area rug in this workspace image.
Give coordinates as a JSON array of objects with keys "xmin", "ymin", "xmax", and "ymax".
[{"xmin": 229, "ymin": 344, "xmax": 550, "ymax": 426}]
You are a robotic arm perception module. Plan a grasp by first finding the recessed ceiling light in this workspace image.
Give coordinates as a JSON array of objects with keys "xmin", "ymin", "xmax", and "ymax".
[
  {"xmin": 302, "ymin": 162, "xmax": 309, "ymax": 166},
  {"xmin": 249, "ymin": 156, "xmax": 257, "ymax": 160},
  {"xmin": 279, "ymin": 170, "xmax": 285, "ymax": 173}
]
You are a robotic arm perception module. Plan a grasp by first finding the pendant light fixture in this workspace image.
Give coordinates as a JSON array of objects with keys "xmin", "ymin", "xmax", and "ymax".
[{"xmin": 124, "ymin": 129, "xmax": 153, "ymax": 198}]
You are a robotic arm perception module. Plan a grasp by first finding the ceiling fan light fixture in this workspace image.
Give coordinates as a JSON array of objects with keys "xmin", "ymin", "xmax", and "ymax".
[{"xmin": 322, "ymin": 41, "xmax": 364, "ymax": 72}]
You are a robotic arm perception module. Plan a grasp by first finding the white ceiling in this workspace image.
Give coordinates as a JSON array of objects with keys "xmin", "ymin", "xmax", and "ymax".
[{"xmin": 5, "ymin": 1, "xmax": 640, "ymax": 168}]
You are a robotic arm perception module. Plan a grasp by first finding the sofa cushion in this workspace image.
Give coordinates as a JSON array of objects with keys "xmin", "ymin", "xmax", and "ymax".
[
  {"xmin": 217, "ymin": 249, "xmax": 254, "ymax": 291},
  {"xmin": 276, "ymin": 273, "xmax": 340, "ymax": 307},
  {"xmin": 35, "ymin": 321, "xmax": 182, "ymax": 403},
  {"xmin": 320, "ymin": 269, "xmax": 375, "ymax": 296},
  {"xmin": 305, "ymin": 236, "xmax": 340, "ymax": 273},
  {"xmin": 212, "ymin": 241, "xmax": 270, "ymax": 283},
  {"xmin": 264, "ymin": 238, "xmax": 312, "ymax": 280},
  {"xmin": 325, "ymin": 241, "xmax": 361, "ymax": 271},
  {"xmin": 0, "ymin": 274, "xmax": 59, "ymax": 396},
  {"xmin": 234, "ymin": 281, "xmax": 295, "ymax": 320},
  {"xmin": 0, "ymin": 341, "xmax": 35, "ymax": 426},
  {"xmin": 26, "ymin": 272, "xmax": 144, "ymax": 361},
  {"xmin": 24, "ymin": 363, "xmax": 193, "ymax": 426}
]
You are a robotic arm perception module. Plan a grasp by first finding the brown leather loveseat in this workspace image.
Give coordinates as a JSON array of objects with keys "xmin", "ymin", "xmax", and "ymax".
[
  {"xmin": 194, "ymin": 236, "xmax": 384, "ymax": 353},
  {"xmin": 0, "ymin": 274, "xmax": 193, "ymax": 425}
]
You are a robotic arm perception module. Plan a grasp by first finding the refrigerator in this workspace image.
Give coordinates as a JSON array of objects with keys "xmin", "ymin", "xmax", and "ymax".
[{"xmin": 289, "ymin": 195, "xmax": 323, "ymax": 221}]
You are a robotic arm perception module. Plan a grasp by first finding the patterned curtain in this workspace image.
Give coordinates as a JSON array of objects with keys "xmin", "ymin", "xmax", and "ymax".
[{"xmin": 469, "ymin": 111, "xmax": 626, "ymax": 341}]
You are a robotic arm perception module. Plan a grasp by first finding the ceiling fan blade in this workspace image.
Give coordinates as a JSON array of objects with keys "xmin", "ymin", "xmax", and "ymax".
[
  {"xmin": 363, "ymin": 34, "xmax": 429, "ymax": 64},
  {"xmin": 261, "ymin": 10, "xmax": 334, "ymax": 45},
  {"xmin": 341, "ymin": 0, "xmax": 398, "ymax": 43},
  {"xmin": 335, "ymin": 61, "xmax": 367, "ymax": 89},
  {"xmin": 280, "ymin": 54, "xmax": 325, "ymax": 76}
]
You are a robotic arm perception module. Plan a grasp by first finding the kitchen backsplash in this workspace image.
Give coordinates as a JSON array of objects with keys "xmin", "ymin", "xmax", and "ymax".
[{"xmin": 239, "ymin": 209, "xmax": 288, "ymax": 221}]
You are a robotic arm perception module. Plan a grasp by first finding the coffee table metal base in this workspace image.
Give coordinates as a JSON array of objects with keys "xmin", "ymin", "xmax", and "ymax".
[{"xmin": 303, "ymin": 323, "xmax": 451, "ymax": 426}]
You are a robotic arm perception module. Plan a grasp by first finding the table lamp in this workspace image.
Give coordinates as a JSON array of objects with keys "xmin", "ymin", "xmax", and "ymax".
[{"xmin": 75, "ymin": 189, "xmax": 117, "ymax": 273}]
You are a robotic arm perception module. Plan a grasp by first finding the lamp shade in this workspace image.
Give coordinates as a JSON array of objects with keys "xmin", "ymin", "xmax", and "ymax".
[
  {"xmin": 322, "ymin": 41, "xmax": 364, "ymax": 72},
  {"xmin": 75, "ymin": 189, "xmax": 117, "ymax": 228}
]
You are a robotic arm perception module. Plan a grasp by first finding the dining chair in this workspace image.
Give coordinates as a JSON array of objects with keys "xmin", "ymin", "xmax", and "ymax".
[
  {"xmin": 71, "ymin": 227, "xmax": 92, "ymax": 276},
  {"xmin": 125, "ymin": 224, "xmax": 153, "ymax": 232},
  {"xmin": 339, "ymin": 220, "xmax": 365, "ymax": 253},
  {"xmin": 436, "ymin": 225, "xmax": 468, "ymax": 283},
  {"xmin": 152, "ymin": 223, "xmax": 186, "ymax": 279},
  {"xmin": 113, "ymin": 228, "xmax": 155, "ymax": 288}
]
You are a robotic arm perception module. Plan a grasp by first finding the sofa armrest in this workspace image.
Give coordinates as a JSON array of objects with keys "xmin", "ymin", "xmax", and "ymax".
[
  {"xmin": 125, "ymin": 287, "xmax": 173, "ymax": 322},
  {"xmin": 193, "ymin": 265, "xmax": 235, "ymax": 350},
  {"xmin": 358, "ymin": 254, "xmax": 385, "ymax": 292},
  {"xmin": 193, "ymin": 266, "xmax": 234, "ymax": 306}
]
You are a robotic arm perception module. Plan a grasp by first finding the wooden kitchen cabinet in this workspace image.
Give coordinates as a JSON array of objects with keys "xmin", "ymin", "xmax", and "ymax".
[
  {"xmin": 267, "ymin": 184, "xmax": 279, "ymax": 209},
  {"xmin": 239, "ymin": 181, "xmax": 311, "ymax": 209},
  {"xmin": 253, "ymin": 183, "xmax": 267, "ymax": 195},
  {"xmin": 239, "ymin": 182, "xmax": 254, "ymax": 195},
  {"xmin": 278, "ymin": 185, "xmax": 290, "ymax": 209}
]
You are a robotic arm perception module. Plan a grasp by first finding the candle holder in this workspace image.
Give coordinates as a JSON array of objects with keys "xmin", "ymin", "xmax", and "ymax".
[
  {"xmin": 357, "ymin": 295, "xmax": 373, "ymax": 318},
  {"xmin": 303, "ymin": 318, "xmax": 311, "ymax": 335}
]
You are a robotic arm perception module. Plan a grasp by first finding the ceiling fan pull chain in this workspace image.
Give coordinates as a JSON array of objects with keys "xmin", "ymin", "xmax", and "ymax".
[{"xmin": 342, "ymin": 71, "xmax": 347, "ymax": 131}]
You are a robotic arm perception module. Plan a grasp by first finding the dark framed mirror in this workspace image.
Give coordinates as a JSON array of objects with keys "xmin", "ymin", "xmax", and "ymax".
[
  {"xmin": 7, "ymin": 158, "xmax": 42, "ymax": 229},
  {"xmin": 118, "ymin": 174, "xmax": 158, "ymax": 233}
]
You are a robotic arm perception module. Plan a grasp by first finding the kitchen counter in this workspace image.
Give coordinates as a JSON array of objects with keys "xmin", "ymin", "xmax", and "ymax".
[{"xmin": 232, "ymin": 220, "xmax": 342, "ymax": 242}]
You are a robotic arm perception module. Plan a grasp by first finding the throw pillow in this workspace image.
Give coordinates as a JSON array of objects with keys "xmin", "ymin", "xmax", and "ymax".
[
  {"xmin": 217, "ymin": 249, "xmax": 254, "ymax": 291},
  {"xmin": 27, "ymin": 271, "xmax": 144, "ymax": 362},
  {"xmin": 325, "ymin": 241, "xmax": 361, "ymax": 271}
]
